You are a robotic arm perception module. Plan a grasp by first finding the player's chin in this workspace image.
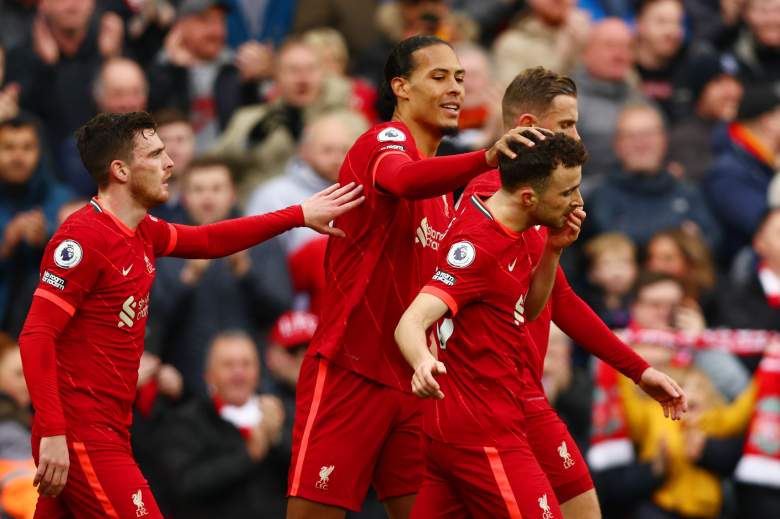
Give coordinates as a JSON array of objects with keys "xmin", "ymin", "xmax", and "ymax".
[{"xmin": 439, "ymin": 122, "xmax": 460, "ymax": 137}]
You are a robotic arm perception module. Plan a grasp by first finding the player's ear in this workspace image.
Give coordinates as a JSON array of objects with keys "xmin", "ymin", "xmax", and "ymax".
[
  {"xmin": 391, "ymin": 76, "xmax": 411, "ymax": 102},
  {"xmin": 108, "ymin": 159, "xmax": 129, "ymax": 183},
  {"xmin": 516, "ymin": 113, "xmax": 537, "ymax": 127},
  {"xmin": 519, "ymin": 187, "xmax": 537, "ymax": 207}
]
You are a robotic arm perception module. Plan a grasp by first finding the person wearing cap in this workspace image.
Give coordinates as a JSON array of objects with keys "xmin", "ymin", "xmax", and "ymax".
[
  {"xmin": 146, "ymin": 0, "xmax": 263, "ymax": 151},
  {"xmin": 668, "ymin": 53, "xmax": 743, "ymax": 182},
  {"xmin": 158, "ymin": 330, "xmax": 288, "ymax": 519},
  {"xmin": 703, "ymin": 82, "xmax": 780, "ymax": 265}
]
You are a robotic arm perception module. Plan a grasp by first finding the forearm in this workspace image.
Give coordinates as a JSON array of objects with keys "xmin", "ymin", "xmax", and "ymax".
[
  {"xmin": 396, "ymin": 310, "xmax": 436, "ymax": 369},
  {"xmin": 375, "ymin": 150, "xmax": 491, "ymax": 200},
  {"xmin": 526, "ymin": 247, "xmax": 561, "ymax": 321},
  {"xmin": 18, "ymin": 297, "xmax": 69, "ymax": 436},
  {"xmin": 169, "ymin": 206, "xmax": 304, "ymax": 259}
]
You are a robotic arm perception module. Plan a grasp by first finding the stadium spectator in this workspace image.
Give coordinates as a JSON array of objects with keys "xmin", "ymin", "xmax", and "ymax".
[
  {"xmin": 245, "ymin": 111, "xmax": 367, "ymax": 313},
  {"xmin": 293, "ymin": 0, "xmax": 378, "ymax": 59},
  {"xmin": 225, "ymin": 0, "xmax": 295, "ymax": 49},
  {"xmin": 646, "ymin": 228, "xmax": 719, "ymax": 320},
  {"xmin": 302, "ymin": 28, "xmax": 379, "ymax": 123},
  {"xmin": 0, "ymin": 332, "xmax": 36, "ymax": 519},
  {"xmin": 717, "ymin": 208, "xmax": 780, "ymax": 336},
  {"xmin": 0, "ymin": 117, "xmax": 72, "ymax": 337},
  {"xmin": 0, "ymin": 44, "xmax": 20, "ymax": 124},
  {"xmin": 582, "ymin": 232, "xmax": 638, "ymax": 329},
  {"xmin": 492, "ymin": 0, "xmax": 590, "ymax": 87},
  {"xmin": 633, "ymin": 0, "xmax": 688, "ymax": 119},
  {"xmin": 5, "ymin": 0, "xmax": 123, "ymax": 191},
  {"xmin": 703, "ymin": 83, "xmax": 780, "ymax": 265},
  {"xmin": 146, "ymin": 0, "xmax": 262, "ymax": 150},
  {"xmin": 667, "ymin": 52, "xmax": 743, "ymax": 182},
  {"xmin": 586, "ymin": 104, "xmax": 722, "ymax": 250},
  {"xmin": 158, "ymin": 331, "xmax": 288, "ymax": 518},
  {"xmin": 731, "ymin": 0, "xmax": 780, "ymax": 89},
  {"xmin": 574, "ymin": 17, "xmax": 646, "ymax": 181},
  {"xmin": 150, "ymin": 109, "xmax": 195, "ymax": 223},
  {"xmin": 0, "ymin": 0, "xmax": 36, "ymax": 51},
  {"xmin": 213, "ymin": 37, "xmax": 353, "ymax": 195},
  {"xmin": 93, "ymin": 56, "xmax": 148, "ymax": 114},
  {"xmin": 147, "ymin": 157, "xmax": 292, "ymax": 397}
]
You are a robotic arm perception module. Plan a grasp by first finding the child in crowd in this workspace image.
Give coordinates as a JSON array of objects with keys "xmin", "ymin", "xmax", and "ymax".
[{"xmin": 583, "ymin": 232, "xmax": 639, "ymax": 329}]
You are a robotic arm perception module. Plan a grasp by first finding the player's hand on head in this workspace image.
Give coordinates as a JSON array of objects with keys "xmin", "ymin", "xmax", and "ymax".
[
  {"xmin": 412, "ymin": 357, "xmax": 446, "ymax": 400},
  {"xmin": 302, "ymin": 182, "xmax": 365, "ymax": 238},
  {"xmin": 546, "ymin": 208, "xmax": 586, "ymax": 251},
  {"xmin": 639, "ymin": 367, "xmax": 688, "ymax": 421},
  {"xmin": 34, "ymin": 435, "xmax": 69, "ymax": 497},
  {"xmin": 485, "ymin": 126, "xmax": 554, "ymax": 167}
]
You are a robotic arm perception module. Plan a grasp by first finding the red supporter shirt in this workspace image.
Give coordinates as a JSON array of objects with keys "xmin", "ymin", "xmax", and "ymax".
[
  {"xmin": 30, "ymin": 198, "xmax": 175, "ymax": 442},
  {"xmin": 421, "ymin": 194, "xmax": 537, "ymax": 447},
  {"xmin": 309, "ymin": 121, "xmax": 490, "ymax": 390}
]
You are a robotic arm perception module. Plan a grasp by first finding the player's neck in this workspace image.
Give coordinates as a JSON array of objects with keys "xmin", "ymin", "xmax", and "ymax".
[
  {"xmin": 96, "ymin": 188, "xmax": 148, "ymax": 230},
  {"xmin": 484, "ymin": 190, "xmax": 532, "ymax": 234},
  {"xmin": 391, "ymin": 113, "xmax": 440, "ymax": 157}
]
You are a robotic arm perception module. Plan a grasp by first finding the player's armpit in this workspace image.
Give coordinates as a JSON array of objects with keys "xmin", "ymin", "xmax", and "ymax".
[{"xmin": 19, "ymin": 295, "xmax": 72, "ymax": 436}]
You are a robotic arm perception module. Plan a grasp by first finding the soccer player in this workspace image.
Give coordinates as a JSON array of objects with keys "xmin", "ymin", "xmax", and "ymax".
[
  {"xmin": 287, "ymin": 35, "xmax": 543, "ymax": 519},
  {"xmin": 396, "ymin": 132, "xmax": 590, "ymax": 518},
  {"xmin": 453, "ymin": 68, "xmax": 688, "ymax": 518},
  {"xmin": 18, "ymin": 111, "xmax": 364, "ymax": 518}
]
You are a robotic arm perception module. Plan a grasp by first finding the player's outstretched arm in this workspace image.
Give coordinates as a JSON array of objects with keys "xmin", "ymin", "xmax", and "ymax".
[
  {"xmin": 168, "ymin": 183, "xmax": 364, "ymax": 259},
  {"xmin": 395, "ymin": 293, "xmax": 449, "ymax": 399},
  {"xmin": 526, "ymin": 208, "xmax": 585, "ymax": 321},
  {"xmin": 638, "ymin": 367, "xmax": 688, "ymax": 420}
]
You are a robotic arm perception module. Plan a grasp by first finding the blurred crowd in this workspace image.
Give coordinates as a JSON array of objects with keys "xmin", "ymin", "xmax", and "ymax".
[{"xmin": 1, "ymin": 0, "xmax": 780, "ymax": 518}]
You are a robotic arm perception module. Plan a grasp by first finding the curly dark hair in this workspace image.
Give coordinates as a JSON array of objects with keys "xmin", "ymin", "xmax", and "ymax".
[
  {"xmin": 75, "ymin": 111, "xmax": 157, "ymax": 188},
  {"xmin": 498, "ymin": 131, "xmax": 588, "ymax": 193}
]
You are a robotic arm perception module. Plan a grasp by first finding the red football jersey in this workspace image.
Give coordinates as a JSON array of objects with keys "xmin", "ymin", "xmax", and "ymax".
[
  {"xmin": 310, "ymin": 121, "xmax": 428, "ymax": 389},
  {"xmin": 31, "ymin": 198, "xmax": 175, "ymax": 442},
  {"xmin": 413, "ymin": 194, "xmax": 455, "ymax": 288},
  {"xmin": 421, "ymin": 194, "xmax": 538, "ymax": 447}
]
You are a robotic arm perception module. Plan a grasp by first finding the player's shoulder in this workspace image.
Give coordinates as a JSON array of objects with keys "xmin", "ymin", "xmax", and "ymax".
[
  {"xmin": 52, "ymin": 203, "xmax": 105, "ymax": 244},
  {"xmin": 443, "ymin": 198, "xmax": 501, "ymax": 259},
  {"xmin": 352, "ymin": 121, "xmax": 416, "ymax": 157}
]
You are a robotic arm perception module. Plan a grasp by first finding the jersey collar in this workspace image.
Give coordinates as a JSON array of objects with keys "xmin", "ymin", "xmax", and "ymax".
[
  {"xmin": 469, "ymin": 194, "xmax": 521, "ymax": 239},
  {"xmin": 91, "ymin": 197, "xmax": 136, "ymax": 237}
]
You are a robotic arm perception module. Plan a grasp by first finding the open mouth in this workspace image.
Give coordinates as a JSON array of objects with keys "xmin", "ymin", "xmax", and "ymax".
[{"xmin": 440, "ymin": 102, "xmax": 461, "ymax": 115}]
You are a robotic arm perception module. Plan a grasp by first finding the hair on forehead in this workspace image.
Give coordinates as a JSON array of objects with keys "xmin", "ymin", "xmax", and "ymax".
[{"xmin": 502, "ymin": 67, "xmax": 577, "ymax": 129}]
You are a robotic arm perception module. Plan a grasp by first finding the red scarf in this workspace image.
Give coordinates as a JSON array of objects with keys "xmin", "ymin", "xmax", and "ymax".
[
  {"xmin": 587, "ymin": 360, "xmax": 635, "ymax": 470},
  {"xmin": 734, "ymin": 351, "xmax": 780, "ymax": 488},
  {"xmin": 758, "ymin": 263, "xmax": 780, "ymax": 309},
  {"xmin": 213, "ymin": 396, "xmax": 260, "ymax": 440}
]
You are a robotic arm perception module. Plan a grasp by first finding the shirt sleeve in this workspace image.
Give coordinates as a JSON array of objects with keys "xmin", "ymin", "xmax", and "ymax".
[
  {"xmin": 421, "ymin": 237, "xmax": 488, "ymax": 316},
  {"xmin": 144, "ymin": 214, "xmax": 177, "ymax": 257}
]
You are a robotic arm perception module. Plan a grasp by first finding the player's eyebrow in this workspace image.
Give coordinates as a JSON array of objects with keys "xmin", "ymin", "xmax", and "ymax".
[
  {"xmin": 561, "ymin": 183, "xmax": 580, "ymax": 195},
  {"xmin": 148, "ymin": 146, "xmax": 165, "ymax": 158},
  {"xmin": 430, "ymin": 67, "xmax": 466, "ymax": 76}
]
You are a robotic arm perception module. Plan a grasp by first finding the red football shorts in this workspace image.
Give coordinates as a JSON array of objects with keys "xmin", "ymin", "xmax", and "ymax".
[
  {"xmin": 32, "ymin": 436, "xmax": 162, "ymax": 519},
  {"xmin": 523, "ymin": 398, "xmax": 594, "ymax": 503},
  {"xmin": 288, "ymin": 355, "xmax": 423, "ymax": 511},
  {"xmin": 411, "ymin": 435, "xmax": 563, "ymax": 519}
]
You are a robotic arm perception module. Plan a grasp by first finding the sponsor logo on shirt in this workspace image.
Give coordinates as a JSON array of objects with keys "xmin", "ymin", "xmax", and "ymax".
[
  {"xmin": 446, "ymin": 241, "xmax": 475, "ymax": 268},
  {"xmin": 132, "ymin": 489, "xmax": 148, "ymax": 517},
  {"xmin": 316, "ymin": 465, "xmax": 334, "ymax": 491},
  {"xmin": 432, "ymin": 270, "xmax": 456, "ymax": 286},
  {"xmin": 53, "ymin": 240, "xmax": 82, "ymax": 269},
  {"xmin": 378, "ymin": 144, "xmax": 406, "ymax": 152},
  {"xmin": 415, "ymin": 217, "xmax": 447, "ymax": 251},
  {"xmin": 117, "ymin": 294, "xmax": 150, "ymax": 328},
  {"xmin": 143, "ymin": 254, "xmax": 155, "ymax": 274},
  {"xmin": 42, "ymin": 271, "xmax": 66, "ymax": 291},
  {"xmin": 514, "ymin": 294, "xmax": 526, "ymax": 325},
  {"xmin": 377, "ymin": 127, "xmax": 406, "ymax": 142}
]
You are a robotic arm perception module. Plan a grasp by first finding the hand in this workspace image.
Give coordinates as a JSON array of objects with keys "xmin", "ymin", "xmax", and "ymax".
[
  {"xmin": 673, "ymin": 302, "xmax": 705, "ymax": 333},
  {"xmin": 98, "ymin": 12, "xmax": 124, "ymax": 58},
  {"xmin": 227, "ymin": 250, "xmax": 251, "ymax": 277},
  {"xmin": 0, "ymin": 214, "xmax": 25, "ymax": 258},
  {"xmin": 484, "ymin": 126, "xmax": 553, "ymax": 167},
  {"xmin": 33, "ymin": 15, "xmax": 59, "ymax": 64},
  {"xmin": 235, "ymin": 41, "xmax": 274, "ymax": 82},
  {"xmin": 545, "ymin": 208, "xmax": 586, "ymax": 251},
  {"xmin": 245, "ymin": 423, "xmax": 271, "ymax": 462},
  {"xmin": 20, "ymin": 209, "xmax": 47, "ymax": 247},
  {"xmin": 301, "ymin": 182, "xmax": 365, "ymax": 237},
  {"xmin": 137, "ymin": 351, "xmax": 161, "ymax": 387},
  {"xmin": 639, "ymin": 367, "xmax": 688, "ymax": 420},
  {"xmin": 258, "ymin": 394, "xmax": 285, "ymax": 444},
  {"xmin": 34, "ymin": 435, "xmax": 69, "ymax": 496},
  {"xmin": 650, "ymin": 436, "xmax": 669, "ymax": 477},
  {"xmin": 0, "ymin": 83, "xmax": 20, "ymax": 123},
  {"xmin": 684, "ymin": 425, "xmax": 706, "ymax": 461},
  {"xmin": 411, "ymin": 356, "xmax": 447, "ymax": 399},
  {"xmin": 164, "ymin": 23, "xmax": 196, "ymax": 67},
  {"xmin": 180, "ymin": 258, "xmax": 210, "ymax": 285},
  {"xmin": 157, "ymin": 364, "xmax": 183, "ymax": 400}
]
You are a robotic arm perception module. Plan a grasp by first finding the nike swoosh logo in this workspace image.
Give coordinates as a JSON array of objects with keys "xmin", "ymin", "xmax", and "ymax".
[
  {"xmin": 508, "ymin": 258, "xmax": 517, "ymax": 272},
  {"xmin": 122, "ymin": 265, "xmax": 133, "ymax": 276}
]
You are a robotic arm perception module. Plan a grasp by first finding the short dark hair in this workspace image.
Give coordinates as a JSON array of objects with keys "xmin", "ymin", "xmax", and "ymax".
[
  {"xmin": 182, "ymin": 156, "xmax": 235, "ymax": 185},
  {"xmin": 75, "ymin": 112, "xmax": 157, "ymax": 188},
  {"xmin": 498, "ymin": 131, "xmax": 587, "ymax": 192},
  {"xmin": 630, "ymin": 270, "xmax": 683, "ymax": 302},
  {"xmin": 502, "ymin": 67, "xmax": 577, "ymax": 129},
  {"xmin": 381, "ymin": 35, "xmax": 452, "ymax": 108},
  {"xmin": 0, "ymin": 114, "xmax": 41, "ymax": 135},
  {"xmin": 152, "ymin": 108, "xmax": 190, "ymax": 128}
]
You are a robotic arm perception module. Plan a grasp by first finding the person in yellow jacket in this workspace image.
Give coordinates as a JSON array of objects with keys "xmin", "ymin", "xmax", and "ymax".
[
  {"xmin": 0, "ymin": 458, "xmax": 37, "ymax": 519},
  {"xmin": 619, "ymin": 365, "xmax": 727, "ymax": 518}
]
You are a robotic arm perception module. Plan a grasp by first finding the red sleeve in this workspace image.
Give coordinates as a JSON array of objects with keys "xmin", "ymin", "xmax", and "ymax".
[
  {"xmin": 551, "ymin": 268, "xmax": 650, "ymax": 383},
  {"xmin": 421, "ymin": 238, "xmax": 487, "ymax": 316},
  {"xmin": 373, "ymin": 150, "xmax": 491, "ymax": 200},
  {"xmin": 19, "ymin": 297, "xmax": 72, "ymax": 437},
  {"xmin": 166, "ymin": 205, "xmax": 305, "ymax": 259},
  {"xmin": 143, "ymin": 214, "xmax": 176, "ymax": 257}
]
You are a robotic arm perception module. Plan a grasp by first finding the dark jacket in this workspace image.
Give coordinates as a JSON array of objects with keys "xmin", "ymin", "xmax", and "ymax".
[
  {"xmin": 586, "ymin": 167, "xmax": 722, "ymax": 250},
  {"xmin": 158, "ymin": 397, "xmax": 288, "ymax": 519},
  {"xmin": 703, "ymin": 126, "xmax": 775, "ymax": 264}
]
